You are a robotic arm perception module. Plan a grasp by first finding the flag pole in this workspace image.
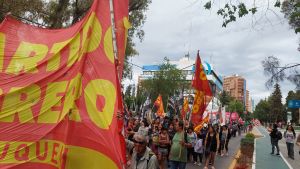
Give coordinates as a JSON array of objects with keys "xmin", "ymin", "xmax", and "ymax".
[{"xmin": 109, "ymin": 0, "xmax": 127, "ymax": 168}]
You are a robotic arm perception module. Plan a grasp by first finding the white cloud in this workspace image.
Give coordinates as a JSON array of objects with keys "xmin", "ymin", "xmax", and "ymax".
[{"xmin": 128, "ymin": 0, "xmax": 300, "ymax": 105}]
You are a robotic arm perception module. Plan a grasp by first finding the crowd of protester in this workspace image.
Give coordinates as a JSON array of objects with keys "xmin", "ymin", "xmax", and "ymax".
[{"xmin": 124, "ymin": 114, "xmax": 252, "ymax": 169}]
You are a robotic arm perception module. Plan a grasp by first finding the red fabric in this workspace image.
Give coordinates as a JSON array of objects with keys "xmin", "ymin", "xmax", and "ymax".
[
  {"xmin": 0, "ymin": 0, "xmax": 128, "ymax": 168},
  {"xmin": 191, "ymin": 51, "xmax": 212, "ymax": 126},
  {"xmin": 113, "ymin": 0, "xmax": 129, "ymax": 78}
]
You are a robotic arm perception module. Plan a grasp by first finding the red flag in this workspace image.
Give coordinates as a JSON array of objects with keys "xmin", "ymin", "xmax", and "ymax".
[
  {"xmin": 113, "ymin": 0, "xmax": 131, "ymax": 78},
  {"xmin": 191, "ymin": 51, "xmax": 212, "ymax": 126},
  {"xmin": 154, "ymin": 94, "xmax": 165, "ymax": 117}
]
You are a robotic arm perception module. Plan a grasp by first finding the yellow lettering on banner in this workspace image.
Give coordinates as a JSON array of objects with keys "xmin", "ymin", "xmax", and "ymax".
[
  {"xmin": 82, "ymin": 12, "xmax": 102, "ymax": 53},
  {"xmin": 104, "ymin": 26, "xmax": 114, "ymax": 63},
  {"xmin": 0, "ymin": 85, "xmax": 41, "ymax": 123},
  {"xmin": 0, "ymin": 33, "xmax": 5, "ymax": 71},
  {"xmin": 199, "ymin": 64, "xmax": 207, "ymax": 80},
  {"xmin": 67, "ymin": 33, "xmax": 81, "ymax": 67},
  {"xmin": 47, "ymin": 40, "xmax": 71, "ymax": 71},
  {"xmin": 192, "ymin": 90, "xmax": 204, "ymax": 114},
  {"xmin": 84, "ymin": 79, "xmax": 116, "ymax": 129},
  {"xmin": 62, "ymin": 74, "xmax": 82, "ymax": 122},
  {"xmin": 6, "ymin": 42, "xmax": 48, "ymax": 74},
  {"xmin": 0, "ymin": 140, "xmax": 66, "ymax": 168},
  {"xmin": 38, "ymin": 81, "xmax": 68, "ymax": 123},
  {"xmin": 67, "ymin": 12, "xmax": 102, "ymax": 67}
]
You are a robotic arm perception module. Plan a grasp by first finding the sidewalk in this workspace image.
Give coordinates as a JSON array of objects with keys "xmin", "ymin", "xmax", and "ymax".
[
  {"xmin": 185, "ymin": 133, "xmax": 244, "ymax": 169},
  {"xmin": 253, "ymin": 126, "xmax": 290, "ymax": 169}
]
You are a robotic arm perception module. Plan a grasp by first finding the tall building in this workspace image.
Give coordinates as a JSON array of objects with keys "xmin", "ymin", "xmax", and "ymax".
[
  {"xmin": 223, "ymin": 75, "xmax": 247, "ymax": 108},
  {"xmin": 246, "ymin": 90, "xmax": 250, "ymax": 112}
]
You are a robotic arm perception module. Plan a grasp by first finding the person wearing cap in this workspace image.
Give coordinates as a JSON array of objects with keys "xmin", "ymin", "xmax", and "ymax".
[{"xmin": 126, "ymin": 134, "xmax": 159, "ymax": 169}]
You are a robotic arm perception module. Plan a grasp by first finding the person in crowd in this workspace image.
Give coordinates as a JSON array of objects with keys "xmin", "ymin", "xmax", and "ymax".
[
  {"xmin": 167, "ymin": 123, "xmax": 176, "ymax": 167},
  {"xmin": 249, "ymin": 123, "xmax": 253, "ymax": 132},
  {"xmin": 238, "ymin": 123, "xmax": 242, "ymax": 136},
  {"xmin": 163, "ymin": 116, "xmax": 170, "ymax": 129},
  {"xmin": 243, "ymin": 121, "xmax": 248, "ymax": 133},
  {"xmin": 158, "ymin": 123, "xmax": 163, "ymax": 133},
  {"xmin": 194, "ymin": 133, "xmax": 204, "ymax": 166},
  {"xmin": 138, "ymin": 120, "xmax": 150, "ymax": 143},
  {"xmin": 297, "ymin": 133, "xmax": 300, "ymax": 155},
  {"xmin": 231, "ymin": 122, "xmax": 238, "ymax": 137},
  {"xmin": 268, "ymin": 124, "xmax": 281, "ymax": 155},
  {"xmin": 219, "ymin": 125, "xmax": 231, "ymax": 156},
  {"xmin": 169, "ymin": 121, "xmax": 191, "ymax": 169},
  {"xmin": 133, "ymin": 119, "xmax": 141, "ymax": 132},
  {"xmin": 158, "ymin": 127, "xmax": 170, "ymax": 169},
  {"xmin": 126, "ymin": 134, "xmax": 159, "ymax": 169},
  {"xmin": 155, "ymin": 117, "xmax": 160, "ymax": 126},
  {"xmin": 186, "ymin": 127, "xmax": 197, "ymax": 164},
  {"xmin": 168, "ymin": 123, "xmax": 176, "ymax": 141},
  {"xmin": 204, "ymin": 125, "xmax": 219, "ymax": 169},
  {"xmin": 200, "ymin": 123, "xmax": 208, "ymax": 142},
  {"xmin": 284, "ymin": 125, "xmax": 296, "ymax": 159},
  {"xmin": 126, "ymin": 118, "xmax": 135, "ymax": 141},
  {"xmin": 151, "ymin": 125, "xmax": 160, "ymax": 155}
]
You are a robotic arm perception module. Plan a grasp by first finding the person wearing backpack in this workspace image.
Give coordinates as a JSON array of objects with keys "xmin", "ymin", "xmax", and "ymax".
[
  {"xmin": 284, "ymin": 125, "xmax": 296, "ymax": 160},
  {"xmin": 269, "ymin": 124, "xmax": 281, "ymax": 155},
  {"xmin": 126, "ymin": 134, "xmax": 159, "ymax": 169}
]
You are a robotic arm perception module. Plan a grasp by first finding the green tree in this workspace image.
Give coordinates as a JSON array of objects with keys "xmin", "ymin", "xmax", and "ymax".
[
  {"xmin": 282, "ymin": 0, "xmax": 300, "ymax": 34},
  {"xmin": 254, "ymin": 99, "xmax": 271, "ymax": 123},
  {"xmin": 262, "ymin": 56, "xmax": 299, "ymax": 89},
  {"xmin": 227, "ymin": 100, "xmax": 244, "ymax": 116},
  {"xmin": 218, "ymin": 91, "xmax": 233, "ymax": 107},
  {"xmin": 139, "ymin": 57, "xmax": 185, "ymax": 109},
  {"xmin": 270, "ymin": 83, "xmax": 283, "ymax": 122}
]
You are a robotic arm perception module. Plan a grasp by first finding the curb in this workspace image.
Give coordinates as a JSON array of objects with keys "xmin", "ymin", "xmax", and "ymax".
[
  {"xmin": 228, "ymin": 149, "xmax": 241, "ymax": 169},
  {"xmin": 252, "ymin": 126, "xmax": 264, "ymax": 169},
  {"xmin": 252, "ymin": 137, "xmax": 256, "ymax": 169}
]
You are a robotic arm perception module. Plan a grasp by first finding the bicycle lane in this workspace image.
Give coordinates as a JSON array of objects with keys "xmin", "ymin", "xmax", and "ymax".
[{"xmin": 254, "ymin": 126, "xmax": 291, "ymax": 169}]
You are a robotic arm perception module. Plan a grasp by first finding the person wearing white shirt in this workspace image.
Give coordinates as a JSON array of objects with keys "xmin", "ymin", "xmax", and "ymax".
[{"xmin": 284, "ymin": 125, "xmax": 296, "ymax": 160}]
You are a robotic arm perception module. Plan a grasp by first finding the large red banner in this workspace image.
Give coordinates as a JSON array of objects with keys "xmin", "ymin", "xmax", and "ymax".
[
  {"xmin": 0, "ymin": 0, "xmax": 127, "ymax": 168},
  {"xmin": 191, "ymin": 51, "xmax": 212, "ymax": 126}
]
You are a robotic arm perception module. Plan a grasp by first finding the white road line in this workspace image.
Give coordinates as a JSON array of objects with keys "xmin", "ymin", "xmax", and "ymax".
[
  {"xmin": 252, "ymin": 126, "xmax": 265, "ymax": 169},
  {"xmin": 261, "ymin": 127, "xmax": 293, "ymax": 169},
  {"xmin": 252, "ymin": 137, "xmax": 256, "ymax": 169},
  {"xmin": 280, "ymin": 152, "xmax": 293, "ymax": 169}
]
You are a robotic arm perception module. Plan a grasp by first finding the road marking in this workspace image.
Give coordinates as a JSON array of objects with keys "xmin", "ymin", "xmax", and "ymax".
[
  {"xmin": 252, "ymin": 127, "xmax": 265, "ymax": 169},
  {"xmin": 261, "ymin": 127, "xmax": 293, "ymax": 169},
  {"xmin": 252, "ymin": 137, "xmax": 256, "ymax": 169},
  {"xmin": 280, "ymin": 152, "xmax": 293, "ymax": 169}
]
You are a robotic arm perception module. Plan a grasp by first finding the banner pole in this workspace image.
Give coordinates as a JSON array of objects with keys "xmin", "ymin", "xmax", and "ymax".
[
  {"xmin": 109, "ymin": 1, "xmax": 126, "ymax": 169},
  {"xmin": 109, "ymin": 0, "xmax": 118, "ymax": 60}
]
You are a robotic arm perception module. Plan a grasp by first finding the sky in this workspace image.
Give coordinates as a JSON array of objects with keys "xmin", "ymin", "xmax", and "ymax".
[{"xmin": 125, "ymin": 0, "xmax": 300, "ymax": 105}]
